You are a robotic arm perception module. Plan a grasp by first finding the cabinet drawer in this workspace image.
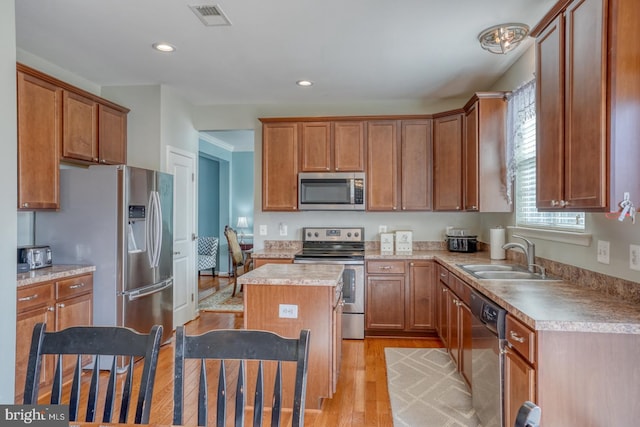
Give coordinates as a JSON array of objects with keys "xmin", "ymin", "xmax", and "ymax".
[
  {"xmin": 506, "ymin": 314, "xmax": 536, "ymax": 365},
  {"xmin": 367, "ymin": 261, "xmax": 405, "ymax": 274},
  {"xmin": 17, "ymin": 283, "xmax": 54, "ymax": 312},
  {"xmin": 56, "ymin": 274, "xmax": 93, "ymax": 300},
  {"xmin": 437, "ymin": 264, "xmax": 449, "ymax": 284}
]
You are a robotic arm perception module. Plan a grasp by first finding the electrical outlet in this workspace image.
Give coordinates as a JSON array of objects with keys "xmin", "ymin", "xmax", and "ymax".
[
  {"xmin": 259, "ymin": 225, "xmax": 267, "ymax": 236},
  {"xmin": 279, "ymin": 223, "xmax": 287, "ymax": 236},
  {"xmin": 279, "ymin": 304, "xmax": 298, "ymax": 319},
  {"xmin": 378, "ymin": 225, "xmax": 387, "ymax": 233},
  {"xmin": 630, "ymin": 245, "xmax": 640, "ymax": 271},
  {"xmin": 597, "ymin": 240, "xmax": 610, "ymax": 264}
]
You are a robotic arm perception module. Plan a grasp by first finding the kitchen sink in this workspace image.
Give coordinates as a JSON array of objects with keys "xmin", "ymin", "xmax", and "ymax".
[{"xmin": 457, "ymin": 264, "xmax": 560, "ymax": 281}]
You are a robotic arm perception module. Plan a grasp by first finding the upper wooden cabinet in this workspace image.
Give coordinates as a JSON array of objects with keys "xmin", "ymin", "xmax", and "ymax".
[
  {"xmin": 401, "ymin": 120, "xmax": 433, "ymax": 211},
  {"xmin": 463, "ymin": 93, "xmax": 511, "ymax": 212},
  {"xmin": 62, "ymin": 91, "xmax": 98, "ymax": 163},
  {"xmin": 531, "ymin": 0, "xmax": 640, "ymax": 211},
  {"xmin": 366, "ymin": 120, "xmax": 399, "ymax": 211},
  {"xmin": 262, "ymin": 122, "xmax": 299, "ymax": 211},
  {"xmin": 98, "ymin": 104, "xmax": 127, "ymax": 165},
  {"xmin": 17, "ymin": 70, "xmax": 61, "ymax": 210},
  {"xmin": 299, "ymin": 121, "xmax": 365, "ymax": 172},
  {"xmin": 433, "ymin": 112, "xmax": 464, "ymax": 211}
]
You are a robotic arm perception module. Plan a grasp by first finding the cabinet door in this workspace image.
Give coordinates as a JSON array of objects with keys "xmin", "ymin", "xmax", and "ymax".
[
  {"xmin": 563, "ymin": 0, "xmax": 607, "ymax": 209},
  {"xmin": 401, "ymin": 120, "xmax": 433, "ymax": 211},
  {"xmin": 459, "ymin": 300, "xmax": 473, "ymax": 387},
  {"xmin": 332, "ymin": 298, "xmax": 343, "ymax": 393},
  {"xmin": 504, "ymin": 346, "xmax": 536, "ymax": 427},
  {"xmin": 98, "ymin": 104, "xmax": 127, "ymax": 165},
  {"xmin": 17, "ymin": 71, "xmax": 61, "ymax": 210},
  {"xmin": 433, "ymin": 114, "xmax": 463, "ymax": 211},
  {"xmin": 15, "ymin": 305, "xmax": 54, "ymax": 402},
  {"xmin": 447, "ymin": 290, "xmax": 460, "ymax": 365},
  {"xmin": 436, "ymin": 273, "xmax": 449, "ymax": 347},
  {"xmin": 62, "ymin": 91, "xmax": 98, "ymax": 163},
  {"xmin": 300, "ymin": 122, "xmax": 331, "ymax": 172},
  {"xmin": 262, "ymin": 123, "xmax": 299, "ymax": 211},
  {"xmin": 464, "ymin": 103, "xmax": 479, "ymax": 211},
  {"xmin": 407, "ymin": 261, "xmax": 435, "ymax": 331},
  {"xmin": 366, "ymin": 275, "xmax": 405, "ymax": 330},
  {"xmin": 366, "ymin": 121, "xmax": 399, "ymax": 211},
  {"xmin": 536, "ymin": 15, "xmax": 565, "ymax": 209},
  {"xmin": 333, "ymin": 121, "xmax": 365, "ymax": 172}
]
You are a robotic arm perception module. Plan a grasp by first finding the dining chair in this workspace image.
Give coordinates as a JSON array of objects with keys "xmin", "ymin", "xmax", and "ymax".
[
  {"xmin": 514, "ymin": 401, "xmax": 541, "ymax": 427},
  {"xmin": 224, "ymin": 225, "xmax": 254, "ymax": 296},
  {"xmin": 173, "ymin": 327, "xmax": 311, "ymax": 427},
  {"xmin": 23, "ymin": 322, "xmax": 163, "ymax": 425}
]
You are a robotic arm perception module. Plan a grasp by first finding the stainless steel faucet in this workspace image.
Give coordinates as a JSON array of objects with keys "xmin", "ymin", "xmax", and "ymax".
[{"xmin": 502, "ymin": 234, "xmax": 536, "ymax": 272}]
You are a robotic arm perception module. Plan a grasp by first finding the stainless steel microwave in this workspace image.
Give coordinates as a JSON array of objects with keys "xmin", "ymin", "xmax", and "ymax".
[{"xmin": 298, "ymin": 172, "xmax": 365, "ymax": 210}]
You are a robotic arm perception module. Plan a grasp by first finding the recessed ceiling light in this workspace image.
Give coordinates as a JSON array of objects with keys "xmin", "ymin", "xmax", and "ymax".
[
  {"xmin": 153, "ymin": 42, "xmax": 176, "ymax": 53},
  {"xmin": 296, "ymin": 80, "xmax": 313, "ymax": 87}
]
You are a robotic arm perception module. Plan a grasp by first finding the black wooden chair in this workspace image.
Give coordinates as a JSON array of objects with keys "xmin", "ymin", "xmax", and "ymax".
[
  {"xmin": 514, "ymin": 401, "xmax": 541, "ymax": 427},
  {"xmin": 173, "ymin": 327, "xmax": 311, "ymax": 427},
  {"xmin": 23, "ymin": 322, "xmax": 163, "ymax": 424}
]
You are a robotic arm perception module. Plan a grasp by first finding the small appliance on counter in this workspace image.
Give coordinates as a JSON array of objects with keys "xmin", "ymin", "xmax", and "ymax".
[
  {"xmin": 445, "ymin": 228, "xmax": 478, "ymax": 253},
  {"xmin": 17, "ymin": 245, "xmax": 52, "ymax": 270}
]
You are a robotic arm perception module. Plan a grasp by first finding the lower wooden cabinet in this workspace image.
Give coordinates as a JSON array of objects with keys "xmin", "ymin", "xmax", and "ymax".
[
  {"xmin": 365, "ymin": 260, "xmax": 436, "ymax": 336},
  {"xmin": 504, "ymin": 345, "xmax": 536, "ymax": 426},
  {"xmin": 14, "ymin": 273, "xmax": 93, "ymax": 403}
]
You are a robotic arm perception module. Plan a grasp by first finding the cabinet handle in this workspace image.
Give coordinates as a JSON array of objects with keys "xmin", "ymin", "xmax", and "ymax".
[
  {"xmin": 410, "ymin": 262, "xmax": 414, "ymax": 266},
  {"xmin": 93, "ymin": 157, "xmax": 99, "ymax": 162},
  {"xmin": 442, "ymin": 288, "xmax": 448, "ymax": 293},
  {"xmin": 57, "ymin": 303, "xmax": 65, "ymax": 308},
  {"xmin": 551, "ymin": 200, "xmax": 559, "ymax": 207},
  {"xmin": 402, "ymin": 207, "xmax": 406, "ymax": 210},
  {"xmin": 18, "ymin": 293, "xmax": 39, "ymax": 302},
  {"xmin": 456, "ymin": 206, "xmax": 460, "ymax": 210},
  {"xmin": 48, "ymin": 306, "xmax": 55, "ymax": 312},
  {"xmin": 510, "ymin": 331, "xmax": 526, "ymax": 343},
  {"xmin": 379, "ymin": 265, "xmax": 392, "ymax": 270},
  {"xmin": 22, "ymin": 203, "xmax": 29, "ymax": 208},
  {"xmin": 100, "ymin": 159, "xmax": 107, "ymax": 164},
  {"xmin": 561, "ymin": 200, "xmax": 570, "ymax": 207},
  {"xmin": 470, "ymin": 205, "xmax": 477, "ymax": 210},
  {"xmin": 440, "ymin": 273, "xmax": 447, "ymax": 278},
  {"xmin": 392, "ymin": 206, "xmax": 397, "ymax": 210},
  {"xmin": 69, "ymin": 283, "xmax": 85, "ymax": 289}
]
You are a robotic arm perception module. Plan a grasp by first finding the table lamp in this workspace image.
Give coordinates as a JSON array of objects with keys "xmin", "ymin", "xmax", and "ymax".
[{"xmin": 236, "ymin": 216, "xmax": 249, "ymax": 243}]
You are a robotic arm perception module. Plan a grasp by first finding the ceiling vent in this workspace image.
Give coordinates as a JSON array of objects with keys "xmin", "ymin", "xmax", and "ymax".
[{"xmin": 189, "ymin": 4, "xmax": 232, "ymax": 26}]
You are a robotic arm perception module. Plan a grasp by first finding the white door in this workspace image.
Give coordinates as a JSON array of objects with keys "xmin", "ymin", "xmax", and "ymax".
[{"xmin": 167, "ymin": 146, "xmax": 197, "ymax": 327}]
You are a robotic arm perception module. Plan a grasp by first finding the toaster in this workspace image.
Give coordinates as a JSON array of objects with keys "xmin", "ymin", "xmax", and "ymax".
[{"xmin": 18, "ymin": 245, "xmax": 53, "ymax": 270}]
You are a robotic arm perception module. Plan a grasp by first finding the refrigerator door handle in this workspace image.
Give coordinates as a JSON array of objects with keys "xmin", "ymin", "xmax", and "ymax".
[
  {"xmin": 124, "ymin": 279, "xmax": 173, "ymax": 301},
  {"xmin": 153, "ymin": 191, "xmax": 162, "ymax": 268},
  {"xmin": 146, "ymin": 192, "xmax": 156, "ymax": 268}
]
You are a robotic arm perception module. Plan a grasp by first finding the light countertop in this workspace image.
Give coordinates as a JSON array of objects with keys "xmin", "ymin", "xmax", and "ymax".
[
  {"xmin": 237, "ymin": 263, "xmax": 344, "ymax": 287},
  {"xmin": 17, "ymin": 265, "xmax": 96, "ymax": 287}
]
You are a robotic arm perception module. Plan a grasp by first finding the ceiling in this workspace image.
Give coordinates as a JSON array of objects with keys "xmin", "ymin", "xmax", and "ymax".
[{"xmin": 15, "ymin": 0, "xmax": 556, "ymax": 109}]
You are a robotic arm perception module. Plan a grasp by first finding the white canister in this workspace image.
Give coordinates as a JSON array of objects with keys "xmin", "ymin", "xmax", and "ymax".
[{"xmin": 490, "ymin": 227, "xmax": 506, "ymax": 260}]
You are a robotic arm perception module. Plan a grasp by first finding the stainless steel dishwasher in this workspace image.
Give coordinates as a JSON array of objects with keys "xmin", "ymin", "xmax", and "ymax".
[{"xmin": 470, "ymin": 289, "xmax": 506, "ymax": 427}]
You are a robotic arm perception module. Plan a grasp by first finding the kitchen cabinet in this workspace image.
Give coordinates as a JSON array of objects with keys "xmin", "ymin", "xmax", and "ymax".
[
  {"xmin": 463, "ymin": 93, "xmax": 511, "ymax": 212},
  {"xmin": 366, "ymin": 119, "xmax": 433, "ymax": 211},
  {"xmin": 503, "ymin": 314, "xmax": 536, "ymax": 427},
  {"xmin": 299, "ymin": 121, "xmax": 365, "ymax": 172},
  {"xmin": 243, "ymin": 275, "xmax": 341, "ymax": 409},
  {"xmin": 366, "ymin": 260, "xmax": 436, "ymax": 336},
  {"xmin": 253, "ymin": 258, "xmax": 293, "ymax": 268},
  {"xmin": 401, "ymin": 120, "xmax": 433, "ymax": 211},
  {"xmin": 97, "ymin": 104, "xmax": 127, "ymax": 165},
  {"xmin": 435, "ymin": 264, "xmax": 472, "ymax": 388},
  {"xmin": 433, "ymin": 112, "xmax": 464, "ymax": 211},
  {"xmin": 366, "ymin": 121, "xmax": 399, "ymax": 211},
  {"xmin": 14, "ymin": 273, "xmax": 93, "ymax": 403},
  {"xmin": 261, "ymin": 122, "xmax": 299, "ymax": 211},
  {"xmin": 17, "ymin": 69, "xmax": 61, "ymax": 210},
  {"xmin": 531, "ymin": 0, "xmax": 640, "ymax": 211}
]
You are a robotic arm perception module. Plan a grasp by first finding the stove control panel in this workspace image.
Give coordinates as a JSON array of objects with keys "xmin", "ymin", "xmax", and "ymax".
[{"xmin": 302, "ymin": 227, "xmax": 364, "ymax": 242}]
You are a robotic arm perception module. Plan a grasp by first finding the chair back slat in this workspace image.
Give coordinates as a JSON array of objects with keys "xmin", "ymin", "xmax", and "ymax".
[
  {"xmin": 252, "ymin": 361, "xmax": 264, "ymax": 427},
  {"xmin": 199, "ymin": 359, "xmax": 209, "ymax": 427},
  {"xmin": 173, "ymin": 327, "xmax": 310, "ymax": 427},
  {"xmin": 271, "ymin": 362, "xmax": 282, "ymax": 427},
  {"xmin": 119, "ymin": 356, "xmax": 135, "ymax": 423},
  {"xmin": 234, "ymin": 360, "xmax": 245, "ymax": 427},
  {"xmin": 214, "ymin": 361, "xmax": 224, "ymax": 427},
  {"xmin": 23, "ymin": 323, "xmax": 162, "ymax": 425}
]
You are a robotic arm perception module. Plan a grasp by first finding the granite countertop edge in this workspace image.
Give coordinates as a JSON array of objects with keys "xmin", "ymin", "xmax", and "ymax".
[
  {"xmin": 237, "ymin": 263, "xmax": 344, "ymax": 287},
  {"xmin": 17, "ymin": 265, "xmax": 97, "ymax": 287}
]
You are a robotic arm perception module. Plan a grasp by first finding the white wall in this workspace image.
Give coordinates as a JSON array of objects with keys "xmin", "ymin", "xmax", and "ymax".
[
  {"xmin": 1, "ymin": 0, "xmax": 18, "ymax": 403},
  {"xmin": 160, "ymin": 86, "xmax": 200, "ymax": 169}
]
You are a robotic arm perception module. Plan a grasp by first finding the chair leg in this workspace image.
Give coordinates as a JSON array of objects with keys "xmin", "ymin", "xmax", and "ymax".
[{"xmin": 211, "ymin": 267, "xmax": 215, "ymax": 277}]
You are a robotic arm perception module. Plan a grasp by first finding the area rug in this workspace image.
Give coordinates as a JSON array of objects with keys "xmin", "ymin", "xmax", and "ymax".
[
  {"xmin": 385, "ymin": 348, "xmax": 480, "ymax": 427},
  {"xmin": 198, "ymin": 283, "xmax": 243, "ymax": 313}
]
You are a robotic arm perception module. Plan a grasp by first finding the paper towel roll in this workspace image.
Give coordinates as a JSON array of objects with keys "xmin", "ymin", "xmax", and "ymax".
[{"xmin": 490, "ymin": 227, "xmax": 506, "ymax": 260}]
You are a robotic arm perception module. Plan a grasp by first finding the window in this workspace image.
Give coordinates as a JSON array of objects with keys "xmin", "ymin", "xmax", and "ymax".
[{"xmin": 508, "ymin": 80, "xmax": 585, "ymax": 231}]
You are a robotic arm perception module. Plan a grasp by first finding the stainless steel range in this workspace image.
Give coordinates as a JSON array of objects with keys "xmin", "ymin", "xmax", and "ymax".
[{"xmin": 294, "ymin": 227, "xmax": 365, "ymax": 339}]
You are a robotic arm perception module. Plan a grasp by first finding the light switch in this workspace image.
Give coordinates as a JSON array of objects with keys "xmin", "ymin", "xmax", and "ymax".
[{"xmin": 259, "ymin": 225, "xmax": 268, "ymax": 236}]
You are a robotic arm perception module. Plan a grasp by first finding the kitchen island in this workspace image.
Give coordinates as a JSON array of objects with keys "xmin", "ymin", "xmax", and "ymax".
[{"xmin": 237, "ymin": 263, "xmax": 344, "ymax": 410}]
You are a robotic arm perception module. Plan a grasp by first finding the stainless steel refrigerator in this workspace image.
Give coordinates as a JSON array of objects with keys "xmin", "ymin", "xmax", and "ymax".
[{"xmin": 35, "ymin": 165, "xmax": 174, "ymax": 344}]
